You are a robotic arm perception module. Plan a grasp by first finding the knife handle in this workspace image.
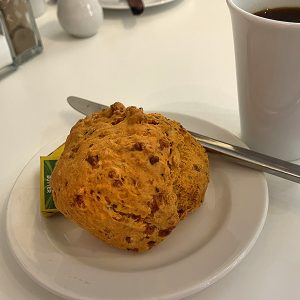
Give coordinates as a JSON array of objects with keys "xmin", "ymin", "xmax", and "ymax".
[
  {"xmin": 191, "ymin": 131, "xmax": 300, "ymax": 183},
  {"xmin": 127, "ymin": 0, "xmax": 144, "ymax": 15}
]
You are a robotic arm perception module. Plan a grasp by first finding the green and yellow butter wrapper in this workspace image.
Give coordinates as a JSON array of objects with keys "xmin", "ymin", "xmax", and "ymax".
[{"xmin": 40, "ymin": 144, "xmax": 65, "ymax": 217}]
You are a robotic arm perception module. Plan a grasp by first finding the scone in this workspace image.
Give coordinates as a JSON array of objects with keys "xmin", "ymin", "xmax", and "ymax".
[{"xmin": 51, "ymin": 102, "xmax": 209, "ymax": 252}]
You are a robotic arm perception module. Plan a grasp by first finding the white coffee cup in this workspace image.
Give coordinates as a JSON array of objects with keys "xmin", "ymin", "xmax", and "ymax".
[{"xmin": 227, "ymin": 0, "xmax": 300, "ymax": 161}]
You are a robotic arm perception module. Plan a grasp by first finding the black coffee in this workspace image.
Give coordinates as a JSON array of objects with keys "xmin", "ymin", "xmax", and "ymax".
[{"xmin": 254, "ymin": 7, "xmax": 300, "ymax": 23}]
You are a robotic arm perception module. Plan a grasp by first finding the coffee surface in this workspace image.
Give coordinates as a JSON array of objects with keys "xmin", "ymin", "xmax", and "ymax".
[{"xmin": 255, "ymin": 7, "xmax": 300, "ymax": 22}]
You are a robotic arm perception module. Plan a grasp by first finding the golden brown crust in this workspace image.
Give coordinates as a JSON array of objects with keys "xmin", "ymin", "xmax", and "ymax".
[{"xmin": 51, "ymin": 102, "xmax": 209, "ymax": 252}]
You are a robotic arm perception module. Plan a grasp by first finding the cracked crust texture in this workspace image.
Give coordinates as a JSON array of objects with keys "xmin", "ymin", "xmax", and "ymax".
[{"xmin": 51, "ymin": 102, "xmax": 209, "ymax": 252}]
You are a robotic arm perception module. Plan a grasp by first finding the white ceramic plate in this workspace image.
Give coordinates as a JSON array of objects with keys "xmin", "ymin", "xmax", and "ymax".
[
  {"xmin": 6, "ymin": 113, "xmax": 268, "ymax": 300},
  {"xmin": 99, "ymin": 0, "xmax": 178, "ymax": 9}
]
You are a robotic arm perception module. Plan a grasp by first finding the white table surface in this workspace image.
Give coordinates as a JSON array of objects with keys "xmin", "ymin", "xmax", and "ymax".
[
  {"xmin": 0, "ymin": 35, "xmax": 12, "ymax": 69},
  {"xmin": 1, "ymin": 1, "xmax": 300, "ymax": 299}
]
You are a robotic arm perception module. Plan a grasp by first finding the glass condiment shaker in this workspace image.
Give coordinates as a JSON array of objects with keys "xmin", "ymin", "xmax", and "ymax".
[{"xmin": 0, "ymin": 0, "xmax": 43, "ymax": 73}]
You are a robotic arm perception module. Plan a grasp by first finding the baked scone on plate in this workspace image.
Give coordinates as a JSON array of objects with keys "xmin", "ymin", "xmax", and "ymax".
[{"xmin": 51, "ymin": 102, "xmax": 209, "ymax": 252}]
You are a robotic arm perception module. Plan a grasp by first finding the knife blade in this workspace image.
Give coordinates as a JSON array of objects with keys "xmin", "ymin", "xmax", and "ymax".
[
  {"xmin": 67, "ymin": 96, "xmax": 107, "ymax": 115},
  {"xmin": 67, "ymin": 96, "xmax": 300, "ymax": 183}
]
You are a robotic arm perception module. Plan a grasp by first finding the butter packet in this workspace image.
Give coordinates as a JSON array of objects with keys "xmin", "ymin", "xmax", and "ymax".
[{"xmin": 40, "ymin": 144, "xmax": 65, "ymax": 217}]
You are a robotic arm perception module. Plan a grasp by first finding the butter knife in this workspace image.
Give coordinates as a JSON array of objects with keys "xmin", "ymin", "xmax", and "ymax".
[{"xmin": 67, "ymin": 96, "xmax": 300, "ymax": 183}]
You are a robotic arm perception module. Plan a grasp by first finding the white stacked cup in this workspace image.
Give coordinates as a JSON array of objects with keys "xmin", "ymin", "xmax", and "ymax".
[{"xmin": 227, "ymin": 0, "xmax": 300, "ymax": 161}]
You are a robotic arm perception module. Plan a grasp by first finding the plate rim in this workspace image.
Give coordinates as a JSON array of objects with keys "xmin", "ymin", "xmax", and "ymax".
[
  {"xmin": 5, "ymin": 113, "xmax": 269, "ymax": 300},
  {"xmin": 99, "ymin": 0, "xmax": 178, "ymax": 9}
]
